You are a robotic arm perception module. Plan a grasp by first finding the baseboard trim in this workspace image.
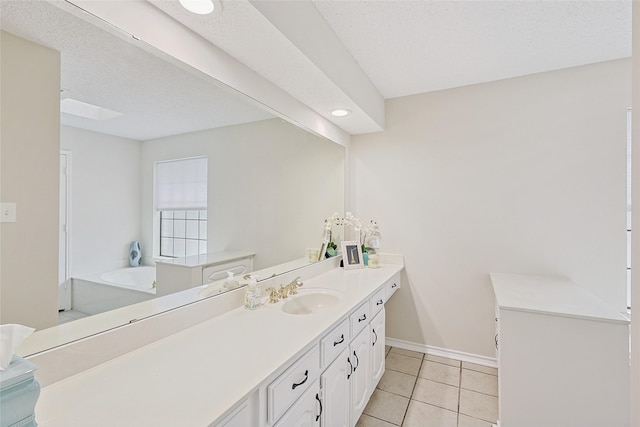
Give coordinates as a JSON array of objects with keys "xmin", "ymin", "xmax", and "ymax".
[{"xmin": 385, "ymin": 337, "xmax": 498, "ymax": 368}]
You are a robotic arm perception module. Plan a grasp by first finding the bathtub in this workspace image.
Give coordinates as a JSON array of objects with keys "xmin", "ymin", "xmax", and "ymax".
[{"xmin": 72, "ymin": 266, "xmax": 156, "ymax": 315}]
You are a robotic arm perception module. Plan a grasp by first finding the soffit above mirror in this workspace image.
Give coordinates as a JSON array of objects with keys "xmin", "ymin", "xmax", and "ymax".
[{"xmin": 0, "ymin": 0, "xmax": 274, "ymax": 140}]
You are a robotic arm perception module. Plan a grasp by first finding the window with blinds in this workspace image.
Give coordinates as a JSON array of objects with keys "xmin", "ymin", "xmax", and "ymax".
[{"xmin": 155, "ymin": 157, "xmax": 207, "ymax": 258}]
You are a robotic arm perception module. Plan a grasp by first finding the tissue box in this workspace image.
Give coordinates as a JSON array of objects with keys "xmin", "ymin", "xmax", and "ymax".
[{"xmin": 0, "ymin": 356, "xmax": 39, "ymax": 427}]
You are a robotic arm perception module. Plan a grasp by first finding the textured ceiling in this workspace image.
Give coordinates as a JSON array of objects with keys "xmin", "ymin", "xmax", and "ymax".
[
  {"xmin": 312, "ymin": 0, "xmax": 632, "ymax": 99},
  {"xmin": 0, "ymin": 0, "xmax": 274, "ymax": 141},
  {"xmin": 0, "ymin": 0, "xmax": 632, "ymax": 138},
  {"xmin": 146, "ymin": 0, "xmax": 632, "ymax": 135}
]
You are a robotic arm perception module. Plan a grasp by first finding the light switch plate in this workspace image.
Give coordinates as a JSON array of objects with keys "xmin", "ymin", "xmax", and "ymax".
[{"xmin": 0, "ymin": 203, "xmax": 16, "ymax": 222}]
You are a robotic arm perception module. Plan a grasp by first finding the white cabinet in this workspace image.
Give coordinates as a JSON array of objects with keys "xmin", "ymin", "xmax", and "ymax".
[
  {"xmin": 263, "ymin": 274, "xmax": 401, "ymax": 427},
  {"xmin": 215, "ymin": 399, "xmax": 251, "ymax": 427},
  {"xmin": 268, "ymin": 345, "xmax": 321, "ymax": 425},
  {"xmin": 369, "ymin": 309, "xmax": 385, "ymax": 395},
  {"xmin": 274, "ymin": 380, "xmax": 321, "ymax": 427},
  {"xmin": 320, "ymin": 348, "xmax": 350, "ymax": 427},
  {"xmin": 349, "ymin": 326, "xmax": 371, "ymax": 425},
  {"xmin": 491, "ymin": 273, "xmax": 630, "ymax": 427},
  {"xmin": 155, "ymin": 251, "xmax": 254, "ymax": 296},
  {"xmin": 384, "ymin": 272, "xmax": 401, "ymax": 302}
]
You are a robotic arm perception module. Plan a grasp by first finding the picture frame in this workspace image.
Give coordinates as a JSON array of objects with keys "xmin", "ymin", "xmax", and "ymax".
[
  {"xmin": 341, "ymin": 240, "xmax": 364, "ymax": 270},
  {"xmin": 317, "ymin": 242, "xmax": 327, "ymax": 262}
]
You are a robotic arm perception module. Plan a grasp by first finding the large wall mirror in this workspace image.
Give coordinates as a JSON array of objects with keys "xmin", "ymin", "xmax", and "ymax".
[{"xmin": 1, "ymin": 0, "xmax": 344, "ymax": 355}]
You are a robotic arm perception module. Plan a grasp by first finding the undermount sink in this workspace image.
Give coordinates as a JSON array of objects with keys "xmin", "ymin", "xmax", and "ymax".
[{"xmin": 281, "ymin": 288, "xmax": 343, "ymax": 315}]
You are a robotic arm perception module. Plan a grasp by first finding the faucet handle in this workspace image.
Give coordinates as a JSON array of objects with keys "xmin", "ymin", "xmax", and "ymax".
[
  {"xmin": 278, "ymin": 285, "xmax": 289, "ymax": 299},
  {"xmin": 266, "ymin": 287, "xmax": 280, "ymax": 303}
]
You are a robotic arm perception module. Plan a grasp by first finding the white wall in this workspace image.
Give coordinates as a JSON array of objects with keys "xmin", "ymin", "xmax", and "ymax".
[
  {"xmin": 0, "ymin": 31, "xmax": 60, "ymax": 329},
  {"xmin": 630, "ymin": 3, "xmax": 639, "ymax": 424},
  {"xmin": 352, "ymin": 59, "xmax": 631, "ymax": 358},
  {"xmin": 60, "ymin": 126, "xmax": 141, "ymax": 276},
  {"xmin": 140, "ymin": 118, "xmax": 344, "ymax": 270}
]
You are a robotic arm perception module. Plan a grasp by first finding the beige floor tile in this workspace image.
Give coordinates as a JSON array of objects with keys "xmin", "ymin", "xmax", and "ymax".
[
  {"xmin": 425, "ymin": 354, "xmax": 461, "ymax": 367},
  {"xmin": 458, "ymin": 414, "xmax": 494, "ymax": 427},
  {"xmin": 462, "ymin": 361, "xmax": 498, "ymax": 376},
  {"xmin": 386, "ymin": 353, "xmax": 422, "ymax": 376},
  {"xmin": 385, "ymin": 345, "xmax": 391, "ymax": 356},
  {"xmin": 357, "ymin": 414, "xmax": 398, "ymax": 427},
  {"xmin": 402, "ymin": 400, "xmax": 457, "ymax": 427},
  {"xmin": 418, "ymin": 360, "xmax": 460, "ymax": 386},
  {"xmin": 377, "ymin": 369, "xmax": 417, "ymax": 398},
  {"xmin": 459, "ymin": 389, "xmax": 498, "ymax": 423},
  {"xmin": 411, "ymin": 378, "xmax": 459, "ymax": 411},
  {"xmin": 363, "ymin": 389, "xmax": 409, "ymax": 425},
  {"xmin": 461, "ymin": 369, "xmax": 498, "ymax": 397},
  {"xmin": 389, "ymin": 347, "xmax": 425, "ymax": 359}
]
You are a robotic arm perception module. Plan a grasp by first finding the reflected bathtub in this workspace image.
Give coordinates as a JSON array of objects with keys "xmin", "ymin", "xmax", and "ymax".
[{"xmin": 72, "ymin": 266, "xmax": 156, "ymax": 315}]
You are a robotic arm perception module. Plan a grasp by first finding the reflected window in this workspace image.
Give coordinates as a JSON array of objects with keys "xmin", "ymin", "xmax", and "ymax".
[
  {"xmin": 155, "ymin": 157, "xmax": 208, "ymax": 258},
  {"xmin": 160, "ymin": 210, "xmax": 207, "ymax": 257}
]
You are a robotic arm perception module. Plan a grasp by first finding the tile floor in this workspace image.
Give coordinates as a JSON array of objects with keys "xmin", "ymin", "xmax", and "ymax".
[
  {"xmin": 58, "ymin": 309, "xmax": 89, "ymax": 324},
  {"xmin": 358, "ymin": 347, "xmax": 498, "ymax": 427}
]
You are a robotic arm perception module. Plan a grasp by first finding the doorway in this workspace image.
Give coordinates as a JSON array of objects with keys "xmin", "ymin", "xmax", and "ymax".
[{"xmin": 59, "ymin": 150, "xmax": 72, "ymax": 310}]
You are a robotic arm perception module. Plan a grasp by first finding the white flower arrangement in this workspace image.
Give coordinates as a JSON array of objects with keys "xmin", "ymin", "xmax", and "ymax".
[{"xmin": 343, "ymin": 212, "xmax": 380, "ymax": 252}]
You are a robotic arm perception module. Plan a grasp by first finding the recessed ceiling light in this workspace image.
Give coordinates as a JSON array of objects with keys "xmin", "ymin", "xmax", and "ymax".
[
  {"xmin": 60, "ymin": 99, "xmax": 123, "ymax": 121},
  {"xmin": 179, "ymin": 0, "xmax": 215, "ymax": 15},
  {"xmin": 331, "ymin": 109, "xmax": 351, "ymax": 117}
]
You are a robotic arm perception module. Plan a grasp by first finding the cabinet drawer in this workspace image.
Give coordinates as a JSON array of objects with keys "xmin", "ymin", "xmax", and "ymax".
[
  {"xmin": 350, "ymin": 301, "xmax": 371, "ymax": 337},
  {"xmin": 384, "ymin": 273, "xmax": 401, "ymax": 301},
  {"xmin": 320, "ymin": 318, "xmax": 350, "ymax": 369},
  {"xmin": 370, "ymin": 288, "xmax": 386, "ymax": 317},
  {"xmin": 268, "ymin": 345, "xmax": 320, "ymax": 424}
]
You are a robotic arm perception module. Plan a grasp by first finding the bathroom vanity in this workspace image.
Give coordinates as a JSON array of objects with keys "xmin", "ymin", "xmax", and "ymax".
[
  {"xmin": 155, "ymin": 251, "xmax": 255, "ymax": 296},
  {"xmin": 31, "ymin": 257, "xmax": 403, "ymax": 426},
  {"xmin": 490, "ymin": 273, "xmax": 630, "ymax": 427}
]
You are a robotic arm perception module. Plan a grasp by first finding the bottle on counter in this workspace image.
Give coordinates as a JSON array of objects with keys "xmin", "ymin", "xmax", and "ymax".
[{"xmin": 244, "ymin": 275, "xmax": 262, "ymax": 309}]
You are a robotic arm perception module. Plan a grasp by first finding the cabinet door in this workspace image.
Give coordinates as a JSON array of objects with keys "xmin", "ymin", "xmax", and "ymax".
[
  {"xmin": 274, "ymin": 379, "xmax": 321, "ymax": 427},
  {"xmin": 320, "ymin": 348, "xmax": 350, "ymax": 427},
  {"xmin": 370, "ymin": 309, "xmax": 386, "ymax": 395},
  {"xmin": 350, "ymin": 327, "xmax": 371, "ymax": 425},
  {"xmin": 215, "ymin": 399, "xmax": 250, "ymax": 427}
]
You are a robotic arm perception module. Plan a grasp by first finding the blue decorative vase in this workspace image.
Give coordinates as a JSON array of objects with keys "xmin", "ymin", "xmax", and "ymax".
[
  {"xmin": 129, "ymin": 241, "xmax": 141, "ymax": 267},
  {"xmin": 363, "ymin": 252, "xmax": 369, "ymax": 266}
]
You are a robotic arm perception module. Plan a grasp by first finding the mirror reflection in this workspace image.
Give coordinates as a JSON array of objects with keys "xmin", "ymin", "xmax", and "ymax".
[{"xmin": 0, "ymin": 0, "xmax": 344, "ymax": 352}]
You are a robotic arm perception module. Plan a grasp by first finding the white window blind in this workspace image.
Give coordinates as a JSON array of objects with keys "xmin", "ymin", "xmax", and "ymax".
[{"xmin": 156, "ymin": 157, "xmax": 207, "ymax": 210}]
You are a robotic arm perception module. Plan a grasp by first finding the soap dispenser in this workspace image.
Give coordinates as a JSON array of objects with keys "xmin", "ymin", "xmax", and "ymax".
[
  {"xmin": 223, "ymin": 271, "xmax": 239, "ymax": 290},
  {"xmin": 244, "ymin": 275, "xmax": 262, "ymax": 310}
]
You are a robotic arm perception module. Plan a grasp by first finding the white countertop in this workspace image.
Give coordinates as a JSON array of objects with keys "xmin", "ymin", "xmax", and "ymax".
[
  {"xmin": 490, "ymin": 273, "xmax": 629, "ymax": 324},
  {"xmin": 35, "ymin": 264, "xmax": 403, "ymax": 426}
]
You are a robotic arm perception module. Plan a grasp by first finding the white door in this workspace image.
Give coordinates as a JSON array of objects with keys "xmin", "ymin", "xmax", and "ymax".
[
  {"xmin": 370, "ymin": 310, "xmax": 386, "ymax": 395},
  {"xmin": 59, "ymin": 151, "xmax": 71, "ymax": 310},
  {"xmin": 274, "ymin": 380, "xmax": 321, "ymax": 427},
  {"xmin": 321, "ymin": 348, "xmax": 350, "ymax": 427},
  {"xmin": 350, "ymin": 327, "xmax": 371, "ymax": 425}
]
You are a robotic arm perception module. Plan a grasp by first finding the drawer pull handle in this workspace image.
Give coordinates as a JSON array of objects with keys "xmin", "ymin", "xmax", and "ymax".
[
  {"xmin": 358, "ymin": 314, "xmax": 367, "ymax": 322},
  {"xmin": 353, "ymin": 350, "xmax": 359, "ymax": 371},
  {"xmin": 315, "ymin": 393, "xmax": 323, "ymax": 422},
  {"xmin": 376, "ymin": 299, "xmax": 383, "ymax": 306},
  {"xmin": 372, "ymin": 328, "xmax": 378, "ymax": 346},
  {"xmin": 333, "ymin": 334, "xmax": 345, "ymax": 346},
  {"xmin": 291, "ymin": 370, "xmax": 309, "ymax": 390},
  {"xmin": 347, "ymin": 357, "xmax": 353, "ymax": 379},
  {"xmin": 391, "ymin": 283, "xmax": 398, "ymax": 288}
]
